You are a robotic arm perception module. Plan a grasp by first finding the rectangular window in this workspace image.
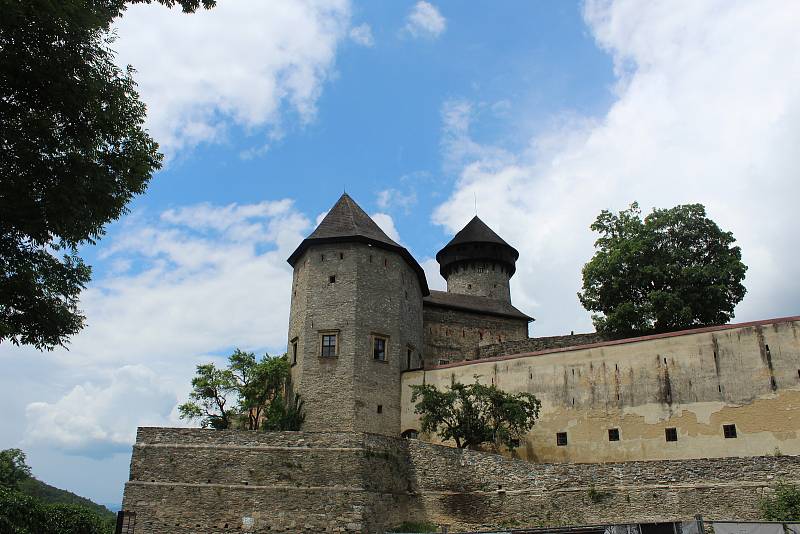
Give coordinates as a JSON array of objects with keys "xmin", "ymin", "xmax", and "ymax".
[
  {"xmin": 608, "ymin": 428, "xmax": 620, "ymax": 442},
  {"xmin": 723, "ymin": 424, "xmax": 737, "ymax": 438},
  {"xmin": 438, "ymin": 359, "xmax": 450, "ymax": 366},
  {"xmin": 665, "ymin": 427, "xmax": 678, "ymax": 442},
  {"xmin": 328, "ymin": 275, "xmax": 336, "ymax": 283},
  {"xmin": 321, "ymin": 333, "xmax": 337, "ymax": 358},
  {"xmin": 373, "ymin": 336, "xmax": 387, "ymax": 361},
  {"xmin": 377, "ymin": 405, "xmax": 382, "ymax": 414},
  {"xmin": 556, "ymin": 432, "xmax": 568, "ymax": 446},
  {"xmin": 291, "ymin": 338, "xmax": 298, "ymax": 365}
]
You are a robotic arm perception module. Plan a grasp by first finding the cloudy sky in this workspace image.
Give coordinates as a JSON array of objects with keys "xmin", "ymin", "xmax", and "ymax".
[{"xmin": 2, "ymin": 0, "xmax": 799, "ymax": 507}]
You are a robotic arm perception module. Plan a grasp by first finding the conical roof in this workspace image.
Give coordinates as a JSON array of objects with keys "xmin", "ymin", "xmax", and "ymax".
[
  {"xmin": 443, "ymin": 216, "xmax": 513, "ymax": 249},
  {"xmin": 287, "ymin": 194, "xmax": 429, "ymax": 295},
  {"xmin": 304, "ymin": 193, "xmax": 400, "ymax": 246},
  {"xmin": 435, "ymin": 216, "xmax": 519, "ymax": 277}
]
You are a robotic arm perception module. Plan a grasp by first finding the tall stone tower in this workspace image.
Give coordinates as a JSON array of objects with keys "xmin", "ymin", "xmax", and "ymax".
[
  {"xmin": 435, "ymin": 216, "xmax": 519, "ymax": 302},
  {"xmin": 286, "ymin": 194, "xmax": 428, "ymax": 436}
]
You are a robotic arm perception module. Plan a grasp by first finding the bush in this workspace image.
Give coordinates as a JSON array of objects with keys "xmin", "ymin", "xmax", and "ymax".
[
  {"xmin": 0, "ymin": 486, "xmax": 113, "ymax": 534},
  {"xmin": 760, "ymin": 482, "xmax": 800, "ymax": 521}
]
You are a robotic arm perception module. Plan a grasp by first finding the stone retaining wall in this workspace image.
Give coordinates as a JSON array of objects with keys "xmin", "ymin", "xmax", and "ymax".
[{"xmin": 476, "ymin": 332, "xmax": 608, "ymax": 359}]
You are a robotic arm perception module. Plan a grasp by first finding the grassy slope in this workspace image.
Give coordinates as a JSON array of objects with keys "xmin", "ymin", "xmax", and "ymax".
[{"xmin": 17, "ymin": 477, "xmax": 115, "ymax": 521}]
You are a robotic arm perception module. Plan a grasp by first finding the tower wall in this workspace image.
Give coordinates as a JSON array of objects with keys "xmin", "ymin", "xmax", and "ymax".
[
  {"xmin": 287, "ymin": 242, "xmax": 423, "ymax": 436},
  {"xmin": 444, "ymin": 260, "xmax": 511, "ymax": 302}
]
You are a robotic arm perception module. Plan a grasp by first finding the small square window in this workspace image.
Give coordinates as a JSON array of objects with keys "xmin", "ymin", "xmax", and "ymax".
[
  {"xmin": 556, "ymin": 432, "xmax": 568, "ymax": 446},
  {"xmin": 373, "ymin": 336, "xmax": 387, "ymax": 361},
  {"xmin": 665, "ymin": 427, "xmax": 678, "ymax": 442},
  {"xmin": 438, "ymin": 359, "xmax": 450, "ymax": 366},
  {"xmin": 723, "ymin": 424, "xmax": 737, "ymax": 438},
  {"xmin": 608, "ymin": 428, "xmax": 620, "ymax": 442},
  {"xmin": 329, "ymin": 275, "xmax": 336, "ymax": 283},
  {"xmin": 377, "ymin": 405, "xmax": 383, "ymax": 414},
  {"xmin": 321, "ymin": 334, "xmax": 337, "ymax": 358}
]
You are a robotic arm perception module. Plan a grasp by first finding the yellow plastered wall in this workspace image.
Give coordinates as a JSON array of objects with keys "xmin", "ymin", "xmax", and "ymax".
[{"xmin": 401, "ymin": 318, "xmax": 800, "ymax": 463}]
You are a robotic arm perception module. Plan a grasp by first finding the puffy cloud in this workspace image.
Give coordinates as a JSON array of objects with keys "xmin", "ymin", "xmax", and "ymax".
[
  {"xmin": 349, "ymin": 23, "xmax": 374, "ymax": 47},
  {"xmin": 376, "ymin": 188, "xmax": 417, "ymax": 212},
  {"xmin": 371, "ymin": 212, "xmax": 402, "ymax": 243},
  {"xmin": 404, "ymin": 1, "xmax": 446, "ymax": 39},
  {"xmin": 113, "ymin": 0, "xmax": 352, "ymax": 154},
  {"xmin": 24, "ymin": 366, "xmax": 178, "ymax": 458},
  {"xmin": 434, "ymin": 0, "xmax": 800, "ymax": 336}
]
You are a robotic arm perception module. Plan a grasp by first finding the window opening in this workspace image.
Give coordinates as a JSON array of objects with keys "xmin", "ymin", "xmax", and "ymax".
[
  {"xmin": 339, "ymin": 252, "xmax": 343, "ymax": 259},
  {"xmin": 291, "ymin": 340, "xmax": 298, "ymax": 365},
  {"xmin": 321, "ymin": 334, "xmax": 337, "ymax": 357},
  {"xmin": 608, "ymin": 428, "xmax": 620, "ymax": 442},
  {"xmin": 723, "ymin": 424, "xmax": 737, "ymax": 438},
  {"xmin": 329, "ymin": 275, "xmax": 336, "ymax": 283},
  {"xmin": 377, "ymin": 405, "xmax": 383, "ymax": 414},
  {"xmin": 373, "ymin": 336, "xmax": 387, "ymax": 361},
  {"xmin": 665, "ymin": 428, "xmax": 678, "ymax": 442},
  {"xmin": 556, "ymin": 432, "xmax": 568, "ymax": 446}
]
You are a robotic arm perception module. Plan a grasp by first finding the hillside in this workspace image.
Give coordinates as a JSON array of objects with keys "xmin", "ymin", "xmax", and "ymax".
[{"xmin": 17, "ymin": 476, "xmax": 116, "ymax": 521}]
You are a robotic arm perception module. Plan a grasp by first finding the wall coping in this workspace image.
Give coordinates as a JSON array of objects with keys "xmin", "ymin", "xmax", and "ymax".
[{"xmin": 425, "ymin": 315, "xmax": 800, "ymax": 370}]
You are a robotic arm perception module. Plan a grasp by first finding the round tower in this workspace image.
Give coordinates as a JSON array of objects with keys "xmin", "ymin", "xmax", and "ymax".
[
  {"xmin": 285, "ymin": 194, "xmax": 427, "ymax": 436},
  {"xmin": 435, "ymin": 216, "xmax": 519, "ymax": 302}
]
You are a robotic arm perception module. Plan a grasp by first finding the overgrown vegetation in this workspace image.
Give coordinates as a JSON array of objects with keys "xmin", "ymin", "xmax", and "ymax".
[
  {"xmin": 179, "ymin": 350, "xmax": 305, "ymax": 431},
  {"xmin": 410, "ymin": 376, "xmax": 540, "ymax": 450},
  {"xmin": 0, "ymin": 448, "xmax": 114, "ymax": 533},
  {"xmin": 578, "ymin": 202, "xmax": 747, "ymax": 337},
  {"xmin": 759, "ymin": 482, "xmax": 800, "ymax": 521},
  {"xmin": 386, "ymin": 520, "xmax": 439, "ymax": 533}
]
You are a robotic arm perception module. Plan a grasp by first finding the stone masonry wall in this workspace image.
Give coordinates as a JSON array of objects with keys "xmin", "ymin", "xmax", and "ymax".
[
  {"xmin": 124, "ymin": 427, "xmax": 800, "ymax": 533},
  {"xmin": 476, "ymin": 332, "xmax": 608, "ymax": 359}
]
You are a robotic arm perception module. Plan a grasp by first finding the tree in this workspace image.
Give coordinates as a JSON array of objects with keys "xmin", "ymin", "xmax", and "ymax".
[
  {"xmin": 578, "ymin": 202, "xmax": 747, "ymax": 337},
  {"xmin": 410, "ymin": 377, "xmax": 541, "ymax": 450},
  {"xmin": 760, "ymin": 482, "xmax": 800, "ymax": 521},
  {"xmin": 179, "ymin": 349, "xmax": 300, "ymax": 431},
  {"xmin": 0, "ymin": 0, "xmax": 214, "ymax": 351},
  {"xmin": 0, "ymin": 449, "xmax": 31, "ymax": 489},
  {"xmin": 178, "ymin": 363, "xmax": 235, "ymax": 429}
]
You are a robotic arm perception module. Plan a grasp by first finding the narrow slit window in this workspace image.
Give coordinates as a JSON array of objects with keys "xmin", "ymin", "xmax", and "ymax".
[
  {"xmin": 377, "ymin": 405, "xmax": 383, "ymax": 414},
  {"xmin": 723, "ymin": 424, "xmax": 737, "ymax": 438},
  {"xmin": 291, "ymin": 339, "xmax": 298, "ymax": 365},
  {"xmin": 665, "ymin": 427, "xmax": 678, "ymax": 442},
  {"xmin": 373, "ymin": 336, "xmax": 387, "ymax": 361},
  {"xmin": 556, "ymin": 432, "xmax": 568, "ymax": 446}
]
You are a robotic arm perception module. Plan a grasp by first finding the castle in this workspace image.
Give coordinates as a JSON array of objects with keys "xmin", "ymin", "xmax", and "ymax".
[{"xmin": 122, "ymin": 193, "xmax": 800, "ymax": 533}]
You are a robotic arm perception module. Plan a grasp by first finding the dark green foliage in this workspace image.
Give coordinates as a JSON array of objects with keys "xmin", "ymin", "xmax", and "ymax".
[
  {"xmin": 578, "ymin": 202, "xmax": 747, "ymax": 337},
  {"xmin": 0, "ymin": 0, "xmax": 215, "ymax": 351},
  {"xmin": 0, "ymin": 449, "xmax": 31, "ymax": 489},
  {"xmin": 410, "ymin": 377, "xmax": 541, "ymax": 450},
  {"xmin": 17, "ymin": 477, "xmax": 114, "ymax": 520},
  {"xmin": 760, "ymin": 482, "xmax": 800, "ymax": 521},
  {"xmin": 263, "ymin": 394, "xmax": 306, "ymax": 431},
  {"xmin": 179, "ymin": 350, "xmax": 300, "ymax": 431},
  {"xmin": 0, "ymin": 486, "xmax": 114, "ymax": 534}
]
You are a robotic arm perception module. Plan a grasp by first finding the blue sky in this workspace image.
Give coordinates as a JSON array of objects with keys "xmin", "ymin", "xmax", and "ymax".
[{"xmin": 2, "ymin": 0, "xmax": 799, "ymax": 507}]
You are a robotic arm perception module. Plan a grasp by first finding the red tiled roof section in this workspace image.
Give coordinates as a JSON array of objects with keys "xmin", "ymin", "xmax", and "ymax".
[{"xmin": 429, "ymin": 315, "xmax": 800, "ymax": 370}]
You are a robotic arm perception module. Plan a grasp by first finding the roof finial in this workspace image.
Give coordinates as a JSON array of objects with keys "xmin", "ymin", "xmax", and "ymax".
[{"xmin": 474, "ymin": 191, "xmax": 478, "ymax": 216}]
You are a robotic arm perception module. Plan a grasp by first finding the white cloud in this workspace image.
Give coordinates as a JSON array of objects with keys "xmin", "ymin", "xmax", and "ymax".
[
  {"xmin": 421, "ymin": 257, "xmax": 447, "ymax": 291},
  {"xmin": 376, "ymin": 188, "xmax": 417, "ymax": 212},
  {"xmin": 434, "ymin": 0, "xmax": 800, "ymax": 336},
  {"xmin": 349, "ymin": 23, "xmax": 374, "ymax": 47},
  {"xmin": 113, "ymin": 0, "xmax": 351, "ymax": 155},
  {"xmin": 24, "ymin": 366, "xmax": 177, "ymax": 458},
  {"xmin": 404, "ymin": 1, "xmax": 446, "ymax": 39},
  {"xmin": 371, "ymin": 212, "xmax": 402, "ymax": 243}
]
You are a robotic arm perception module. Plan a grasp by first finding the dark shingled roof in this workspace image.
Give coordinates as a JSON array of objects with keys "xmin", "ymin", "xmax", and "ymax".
[
  {"xmin": 288, "ymin": 194, "xmax": 430, "ymax": 295},
  {"xmin": 442, "ymin": 216, "xmax": 516, "ymax": 250},
  {"xmin": 423, "ymin": 290, "xmax": 533, "ymax": 321}
]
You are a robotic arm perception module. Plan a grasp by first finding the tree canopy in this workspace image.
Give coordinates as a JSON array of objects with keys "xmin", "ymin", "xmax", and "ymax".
[
  {"xmin": 0, "ymin": 449, "xmax": 31, "ymax": 489},
  {"xmin": 0, "ymin": 0, "xmax": 214, "ymax": 351},
  {"xmin": 578, "ymin": 202, "xmax": 747, "ymax": 337},
  {"xmin": 179, "ymin": 349, "xmax": 303, "ymax": 431},
  {"xmin": 410, "ymin": 377, "xmax": 541, "ymax": 450}
]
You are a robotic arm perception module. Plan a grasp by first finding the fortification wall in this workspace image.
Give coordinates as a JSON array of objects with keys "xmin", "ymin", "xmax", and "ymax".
[
  {"xmin": 477, "ymin": 332, "xmax": 608, "ymax": 359},
  {"xmin": 403, "ymin": 317, "xmax": 800, "ymax": 463},
  {"xmin": 123, "ymin": 427, "xmax": 800, "ymax": 533},
  {"xmin": 423, "ymin": 305, "xmax": 528, "ymax": 365}
]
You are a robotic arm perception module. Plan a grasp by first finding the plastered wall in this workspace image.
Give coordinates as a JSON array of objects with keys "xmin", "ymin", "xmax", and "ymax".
[{"xmin": 402, "ymin": 317, "xmax": 800, "ymax": 463}]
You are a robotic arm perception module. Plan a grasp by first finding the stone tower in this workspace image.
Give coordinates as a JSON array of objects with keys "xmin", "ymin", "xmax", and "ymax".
[
  {"xmin": 286, "ymin": 194, "xmax": 428, "ymax": 436},
  {"xmin": 435, "ymin": 216, "xmax": 519, "ymax": 303}
]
